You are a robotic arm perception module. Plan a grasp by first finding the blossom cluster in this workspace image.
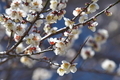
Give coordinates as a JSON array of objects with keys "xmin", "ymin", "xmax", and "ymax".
[
  {"xmin": 57, "ymin": 60, "xmax": 77, "ymax": 76},
  {"xmin": 80, "ymin": 29, "xmax": 108, "ymax": 60}
]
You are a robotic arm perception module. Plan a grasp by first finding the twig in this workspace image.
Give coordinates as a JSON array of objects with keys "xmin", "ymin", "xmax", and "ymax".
[{"xmin": 70, "ymin": 38, "xmax": 89, "ymax": 63}]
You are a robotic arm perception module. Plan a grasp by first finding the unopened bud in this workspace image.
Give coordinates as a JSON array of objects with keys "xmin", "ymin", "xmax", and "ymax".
[{"xmin": 105, "ymin": 11, "xmax": 112, "ymax": 16}]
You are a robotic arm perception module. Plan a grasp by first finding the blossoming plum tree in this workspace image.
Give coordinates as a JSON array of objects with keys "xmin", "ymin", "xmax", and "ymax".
[{"xmin": 0, "ymin": 0, "xmax": 120, "ymax": 79}]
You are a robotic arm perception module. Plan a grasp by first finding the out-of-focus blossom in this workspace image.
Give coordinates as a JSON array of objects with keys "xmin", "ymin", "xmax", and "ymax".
[
  {"xmin": 81, "ymin": 47, "xmax": 95, "ymax": 60},
  {"xmin": 32, "ymin": 68, "xmax": 52, "ymax": 80},
  {"xmin": 20, "ymin": 56, "xmax": 35, "ymax": 67},
  {"xmin": 101, "ymin": 59, "xmax": 116, "ymax": 72},
  {"xmin": 94, "ymin": 29, "xmax": 109, "ymax": 43},
  {"xmin": 16, "ymin": 43, "xmax": 24, "ymax": 53}
]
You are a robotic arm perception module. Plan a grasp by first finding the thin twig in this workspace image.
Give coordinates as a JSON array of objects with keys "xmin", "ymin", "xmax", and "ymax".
[{"xmin": 70, "ymin": 38, "xmax": 89, "ymax": 63}]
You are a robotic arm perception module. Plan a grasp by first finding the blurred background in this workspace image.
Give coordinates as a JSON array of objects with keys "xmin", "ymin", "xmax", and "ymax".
[{"xmin": 0, "ymin": 0, "xmax": 120, "ymax": 80}]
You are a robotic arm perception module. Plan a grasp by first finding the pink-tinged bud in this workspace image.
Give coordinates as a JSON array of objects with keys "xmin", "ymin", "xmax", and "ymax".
[{"xmin": 105, "ymin": 11, "xmax": 112, "ymax": 16}]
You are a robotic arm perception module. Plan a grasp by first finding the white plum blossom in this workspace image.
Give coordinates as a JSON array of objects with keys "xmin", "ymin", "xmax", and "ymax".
[
  {"xmin": 30, "ymin": 0, "xmax": 43, "ymax": 12},
  {"xmin": 57, "ymin": 2, "xmax": 67, "ymax": 10},
  {"xmin": 79, "ymin": 12, "xmax": 88, "ymax": 23},
  {"xmin": 54, "ymin": 40, "xmax": 66, "ymax": 55},
  {"xmin": 64, "ymin": 28, "xmax": 81, "ymax": 40},
  {"xmin": 26, "ymin": 14, "xmax": 37, "ymax": 22},
  {"xmin": 32, "ymin": 68, "xmax": 52, "ymax": 80},
  {"xmin": 14, "ymin": 34, "xmax": 21, "ymax": 42},
  {"xmin": 44, "ymin": 24, "xmax": 58, "ymax": 34},
  {"xmin": 54, "ymin": 47, "xmax": 66, "ymax": 55},
  {"xmin": 81, "ymin": 47, "xmax": 95, "ymax": 60},
  {"xmin": 57, "ymin": 60, "xmax": 77, "ymax": 76},
  {"xmin": 43, "ymin": 24, "xmax": 51, "ymax": 33},
  {"xmin": 46, "ymin": 14, "xmax": 58, "ymax": 23},
  {"xmin": 10, "ymin": 0, "xmax": 22, "ymax": 9},
  {"xmin": 70, "ymin": 28, "xmax": 81, "ymax": 39},
  {"xmin": 94, "ymin": 29, "xmax": 109, "ymax": 43},
  {"xmin": 61, "ymin": 60, "xmax": 71, "ymax": 71},
  {"xmin": 15, "ymin": 24, "xmax": 26, "ymax": 36},
  {"xmin": 55, "ymin": 40, "xmax": 66, "ymax": 48},
  {"xmin": 20, "ymin": 56, "xmax": 35, "ymax": 67},
  {"xmin": 73, "ymin": 7, "xmax": 82, "ymax": 16},
  {"xmin": 88, "ymin": 22, "xmax": 98, "ymax": 32},
  {"xmin": 101, "ymin": 59, "xmax": 116, "ymax": 72},
  {"xmin": 25, "ymin": 33, "xmax": 41, "ymax": 46},
  {"xmin": 50, "ymin": 0, "xmax": 59, "ymax": 11},
  {"xmin": 57, "ymin": 67, "xmax": 66, "ymax": 76},
  {"xmin": 6, "ymin": 8, "xmax": 27, "ymax": 21},
  {"xmin": 4, "ymin": 20, "xmax": 16, "ymax": 33},
  {"xmin": 64, "ymin": 17, "xmax": 75, "ymax": 29},
  {"xmin": 87, "ymin": 2, "xmax": 99, "ymax": 13},
  {"xmin": 16, "ymin": 43, "xmax": 24, "ymax": 54},
  {"xmin": 70, "ymin": 63, "xmax": 78, "ymax": 73},
  {"xmin": 86, "ymin": 36, "xmax": 101, "ymax": 52},
  {"xmin": 35, "ymin": 20, "xmax": 43, "ymax": 27}
]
